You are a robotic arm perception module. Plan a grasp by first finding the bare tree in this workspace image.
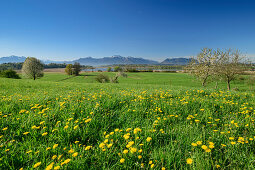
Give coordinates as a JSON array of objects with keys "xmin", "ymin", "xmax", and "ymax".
[
  {"xmin": 216, "ymin": 49, "xmax": 247, "ymax": 90},
  {"xmin": 187, "ymin": 48, "xmax": 218, "ymax": 86},
  {"xmin": 22, "ymin": 57, "xmax": 44, "ymax": 80}
]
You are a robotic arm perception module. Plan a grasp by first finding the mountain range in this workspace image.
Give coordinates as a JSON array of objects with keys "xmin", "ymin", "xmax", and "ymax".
[{"xmin": 0, "ymin": 55, "xmax": 192, "ymax": 66}]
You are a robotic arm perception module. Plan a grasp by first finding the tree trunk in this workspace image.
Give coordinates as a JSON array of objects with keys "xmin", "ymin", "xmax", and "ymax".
[
  {"xmin": 202, "ymin": 77, "xmax": 207, "ymax": 86},
  {"xmin": 33, "ymin": 75, "xmax": 36, "ymax": 80},
  {"xmin": 227, "ymin": 80, "xmax": 230, "ymax": 90}
]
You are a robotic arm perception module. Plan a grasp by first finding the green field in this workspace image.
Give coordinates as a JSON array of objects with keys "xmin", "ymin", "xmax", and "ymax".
[{"xmin": 1, "ymin": 72, "xmax": 255, "ymax": 169}]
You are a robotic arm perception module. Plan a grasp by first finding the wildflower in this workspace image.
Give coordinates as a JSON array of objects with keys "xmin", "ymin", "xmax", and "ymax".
[
  {"xmin": 146, "ymin": 137, "xmax": 152, "ymax": 142},
  {"xmin": 42, "ymin": 132, "xmax": 48, "ymax": 136},
  {"xmin": 130, "ymin": 147, "xmax": 137, "ymax": 153},
  {"xmin": 229, "ymin": 137, "xmax": 234, "ymax": 140},
  {"xmin": 126, "ymin": 128, "xmax": 132, "ymax": 132},
  {"xmin": 26, "ymin": 150, "xmax": 32, "ymax": 154},
  {"xmin": 107, "ymin": 143, "xmax": 113, "ymax": 148},
  {"xmin": 99, "ymin": 143, "xmax": 105, "ymax": 148},
  {"xmin": 162, "ymin": 167, "xmax": 166, "ymax": 170},
  {"xmin": 68, "ymin": 149, "xmax": 74, "ymax": 153},
  {"xmin": 149, "ymin": 161, "xmax": 153, "ymax": 164},
  {"xmin": 54, "ymin": 166, "xmax": 60, "ymax": 170},
  {"xmin": 61, "ymin": 159, "xmax": 71, "ymax": 166},
  {"xmin": 46, "ymin": 147, "xmax": 51, "ymax": 151},
  {"xmin": 64, "ymin": 125, "xmax": 69, "ymax": 129},
  {"xmin": 85, "ymin": 146, "xmax": 92, "ymax": 150},
  {"xmin": 53, "ymin": 144, "xmax": 58, "ymax": 149},
  {"xmin": 85, "ymin": 118, "xmax": 91, "ymax": 123},
  {"xmin": 33, "ymin": 162, "xmax": 41, "ymax": 168},
  {"xmin": 75, "ymin": 141, "xmax": 79, "ymax": 144},
  {"xmin": 115, "ymin": 128, "xmax": 119, "ymax": 132},
  {"xmin": 138, "ymin": 155, "xmax": 142, "ymax": 159},
  {"xmin": 196, "ymin": 141, "xmax": 202, "ymax": 145},
  {"xmin": 151, "ymin": 164, "xmax": 155, "ymax": 168},
  {"xmin": 45, "ymin": 162, "xmax": 54, "ymax": 170},
  {"xmin": 201, "ymin": 145, "xmax": 207, "ymax": 150},
  {"xmin": 134, "ymin": 128, "xmax": 142, "ymax": 134},
  {"xmin": 23, "ymin": 132, "xmax": 30, "ymax": 135},
  {"xmin": 74, "ymin": 125, "xmax": 78, "ymax": 130},
  {"xmin": 186, "ymin": 158, "xmax": 193, "ymax": 164},
  {"xmin": 209, "ymin": 145, "xmax": 214, "ymax": 149},
  {"xmin": 138, "ymin": 149, "xmax": 142, "ymax": 153},
  {"xmin": 191, "ymin": 143, "xmax": 197, "ymax": 146},
  {"xmin": 231, "ymin": 142, "xmax": 236, "ymax": 145},
  {"xmin": 52, "ymin": 155, "xmax": 57, "ymax": 160},
  {"xmin": 123, "ymin": 150, "xmax": 129, "ymax": 154},
  {"xmin": 120, "ymin": 158, "xmax": 125, "ymax": 163},
  {"xmin": 205, "ymin": 149, "xmax": 211, "ymax": 152},
  {"xmin": 2, "ymin": 127, "xmax": 7, "ymax": 131},
  {"xmin": 123, "ymin": 133, "xmax": 130, "ymax": 140},
  {"xmin": 72, "ymin": 152, "xmax": 78, "ymax": 157},
  {"xmin": 58, "ymin": 154, "xmax": 62, "ymax": 160}
]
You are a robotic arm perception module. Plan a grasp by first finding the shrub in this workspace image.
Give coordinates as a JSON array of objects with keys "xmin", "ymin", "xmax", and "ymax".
[
  {"xmin": 0, "ymin": 69, "xmax": 21, "ymax": 79},
  {"xmin": 95, "ymin": 74, "xmax": 110, "ymax": 83}
]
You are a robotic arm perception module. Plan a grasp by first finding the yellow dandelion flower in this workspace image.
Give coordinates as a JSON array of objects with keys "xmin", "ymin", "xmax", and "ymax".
[
  {"xmin": 74, "ymin": 125, "xmax": 79, "ymax": 130},
  {"xmin": 45, "ymin": 162, "xmax": 54, "ymax": 170},
  {"xmin": 72, "ymin": 152, "xmax": 78, "ymax": 157},
  {"xmin": 68, "ymin": 148, "xmax": 74, "ymax": 153},
  {"xmin": 120, "ymin": 158, "xmax": 125, "ymax": 163},
  {"xmin": 146, "ymin": 137, "xmax": 152, "ymax": 142},
  {"xmin": 53, "ymin": 144, "xmax": 58, "ymax": 149},
  {"xmin": 85, "ymin": 118, "xmax": 91, "ymax": 123},
  {"xmin": 186, "ymin": 158, "xmax": 193, "ymax": 164},
  {"xmin": 123, "ymin": 149, "xmax": 129, "ymax": 154},
  {"xmin": 52, "ymin": 155, "xmax": 57, "ymax": 160},
  {"xmin": 42, "ymin": 132, "xmax": 48, "ymax": 136},
  {"xmin": 85, "ymin": 146, "xmax": 92, "ymax": 150},
  {"xmin": 33, "ymin": 162, "xmax": 41, "ymax": 168},
  {"xmin": 54, "ymin": 166, "xmax": 60, "ymax": 170},
  {"xmin": 191, "ymin": 143, "xmax": 197, "ymax": 146},
  {"xmin": 201, "ymin": 145, "xmax": 207, "ymax": 150},
  {"xmin": 205, "ymin": 149, "xmax": 211, "ymax": 152},
  {"xmin": 196, "ymin": 141, "xmax": 202, "ymax": 145}
]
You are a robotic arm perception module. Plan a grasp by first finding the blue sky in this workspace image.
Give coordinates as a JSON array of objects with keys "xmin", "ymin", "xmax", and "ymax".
[{"xmin": 0, "ymin": 0, "xmax": 255, "ymax": 61}]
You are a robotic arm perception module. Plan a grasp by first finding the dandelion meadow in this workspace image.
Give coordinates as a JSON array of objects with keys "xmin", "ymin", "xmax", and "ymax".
[{"xmin": 0, "ymin": 75, "xmax": 255, "ymax": 169}]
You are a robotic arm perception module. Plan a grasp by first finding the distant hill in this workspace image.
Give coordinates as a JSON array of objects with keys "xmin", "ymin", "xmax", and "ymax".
[
  {"xmin": 73, "ymin": 55, "xmax": 159, "ymax": 66},
  {"xmin": 0, "ymin": 55, "xmax": 26, "ymax": 64},
  {"xmin": 0, "ymin": 55, "xmax": 195, "ymax": 66},
  {"xmin": 161, "ymin": 58, "xmax": 193, "ymax": 65}
]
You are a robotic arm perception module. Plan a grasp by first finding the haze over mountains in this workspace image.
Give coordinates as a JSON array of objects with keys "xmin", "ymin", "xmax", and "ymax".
[{"xmin": 0, "ymin": 55, "xmax": 192, "ymax": 66}]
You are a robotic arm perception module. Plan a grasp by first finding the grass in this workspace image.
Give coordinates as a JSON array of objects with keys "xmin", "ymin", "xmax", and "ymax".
[{"xmin": 0, "ymin": 72, "xmax": 255, "ymax": 169}]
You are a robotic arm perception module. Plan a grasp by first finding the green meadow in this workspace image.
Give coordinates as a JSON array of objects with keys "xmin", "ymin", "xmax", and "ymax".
[{"xmin": 0, "ymin": 72, "xmax": 255, "ymax": 169}]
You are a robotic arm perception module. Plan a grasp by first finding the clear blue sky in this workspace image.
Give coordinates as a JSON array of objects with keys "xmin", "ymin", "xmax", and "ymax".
[{"xmin": 0, "ymin": 0, "xmax": 255, "ymax": 61}]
